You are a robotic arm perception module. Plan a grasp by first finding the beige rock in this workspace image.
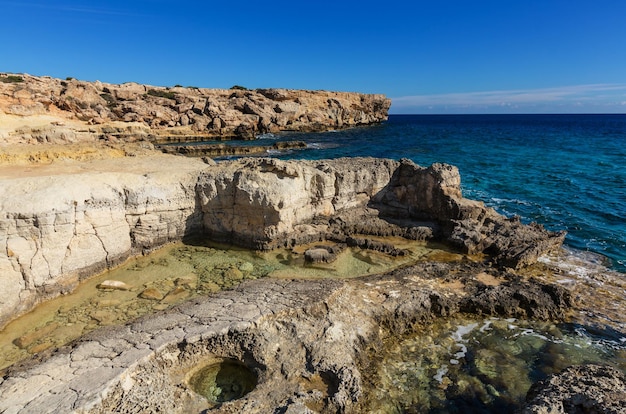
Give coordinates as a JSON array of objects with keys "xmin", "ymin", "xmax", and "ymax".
[
  {"xmin": 138, "ymin": 288, "xmax": 165, "ymax": 301},
  {"xmin": 0, "ymin": 73, "xmax": 390, "ymax": 145},
  {"xmin": 97, "ymin": 280, "xmax": 132, "ymax": 291},
  {"xmin": 160, "ymin": 286, "xmax": 190, "ymax": 304}
]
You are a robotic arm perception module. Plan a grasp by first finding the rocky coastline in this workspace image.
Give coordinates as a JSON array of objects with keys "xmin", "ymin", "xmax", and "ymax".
[
  {"xmin": 0, "ymin": 156, "xmax": 566, "ymax": 329},
  {"xmin": 0, "ymin": 73, "xmax": 623, "ymax": 413},
  {"xmin": 0, "ymin": 73, "xmax": 390, "ymax": 146}
]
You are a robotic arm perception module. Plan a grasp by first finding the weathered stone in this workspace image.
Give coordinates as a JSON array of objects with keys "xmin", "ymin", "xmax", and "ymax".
[
  {"xmin": 138, "ymin": 288, "xmax": 164, "ymax": 301},
  {"xmin": 13, "ymin": 322, "xmax": 60, "ymax": 349},
  {"xmin": 160, "ymin": 286, "xmax": 190, "ymax": 304},
  {"xmin": 304, "ymin": 248, "xmax": 335, "ymax": 263},
  {"xmin": 96, "ymin": 280, "xmax": 132, "ymax": 291},
  {"xmin": 522, "ymin": 364, "xmax": 626, "ymax": 414},
  {"xmin": 0, "ymin": 156, "xmax": 565, "ymax": 329},
  {"xmin": 0, "ymin": 74, "xmax": 391, "ymax": 145}
]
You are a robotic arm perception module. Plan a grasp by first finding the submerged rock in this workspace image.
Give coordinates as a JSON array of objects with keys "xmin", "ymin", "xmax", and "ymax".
[{"xmin": 96, "ymin": 280, "xmax": 132, "ymax": 291}]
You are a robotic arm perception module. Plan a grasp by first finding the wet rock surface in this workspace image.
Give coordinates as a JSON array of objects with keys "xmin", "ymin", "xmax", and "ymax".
[
  {"xmin": 522, "ymin": 364, "xmax": 626, "ymax": 414},
  {"xmin": 0, "ymin": 261, "xmax": 576, "ymax": 413}
]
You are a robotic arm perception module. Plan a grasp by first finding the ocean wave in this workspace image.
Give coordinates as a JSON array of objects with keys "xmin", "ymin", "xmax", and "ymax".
[
  {"xmin": 305, "ymin": 142, "xmax": 341, "ymax": 150},
  {"xmin": 255, "ymin": 133, "xmax": 278, "ymax": 140},
  {"xmin": 490, "ymin": 197, "xmax": 534, "ymax": 206}
]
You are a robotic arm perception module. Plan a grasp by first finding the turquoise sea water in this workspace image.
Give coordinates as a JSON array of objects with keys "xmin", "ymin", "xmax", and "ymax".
[{"xmin": 259, "ymin": 114, "xmax": 625, "ymax": 273}]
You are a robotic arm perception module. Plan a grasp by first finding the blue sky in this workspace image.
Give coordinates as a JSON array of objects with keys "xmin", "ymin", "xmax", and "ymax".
[{"xmin": 1, "ymin": 0, "xmax": 625, "ymax": 114}]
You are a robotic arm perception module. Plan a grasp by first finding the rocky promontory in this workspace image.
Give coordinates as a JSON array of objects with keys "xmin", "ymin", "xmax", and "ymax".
[{"xmin": 0, "ymin": 73, "xmax": 391, "ymax": 147}]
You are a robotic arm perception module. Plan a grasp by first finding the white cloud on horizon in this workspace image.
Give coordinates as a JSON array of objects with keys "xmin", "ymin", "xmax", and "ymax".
[{"xmin": 391, "ymin": 84, "xmax": 626, "ymax": 114}]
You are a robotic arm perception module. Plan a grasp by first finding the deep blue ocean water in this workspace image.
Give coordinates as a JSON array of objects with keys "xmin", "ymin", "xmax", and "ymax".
[{"xmin": 259, "ymin": 114, "xmax": 626, "ymax": 272}]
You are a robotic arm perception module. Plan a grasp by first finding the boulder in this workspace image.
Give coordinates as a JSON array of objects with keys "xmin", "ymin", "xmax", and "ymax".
[{"xmin": 522, "ymin": 364, "xmax": 626, "ymax": 414}]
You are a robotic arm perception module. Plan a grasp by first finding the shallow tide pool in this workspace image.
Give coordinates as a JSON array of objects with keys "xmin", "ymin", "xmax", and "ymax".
[
  {"xmin": 362, "ymin": 316, "xmax": 626, "ymax": 413},
  {"xmin": 0, "ymin": 238, "xmax": 457, "ymax": 370}
]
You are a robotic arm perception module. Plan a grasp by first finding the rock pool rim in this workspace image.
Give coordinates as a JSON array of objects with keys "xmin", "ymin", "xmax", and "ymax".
[{"xmin": 188, "ymin": 357, "xmax": 258, "ymax": 405}]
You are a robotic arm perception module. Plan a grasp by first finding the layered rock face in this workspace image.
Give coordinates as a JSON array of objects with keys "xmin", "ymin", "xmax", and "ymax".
[
  {"xmin": 0, "ymin": 73, "xmax": 391, "ymax": 144},
  {"xmin": 0, "ymin": 155, "xmax": 207, "ymax": 328},
  {"xmin": 0, "ymin": 156, "xmax": 565, "ymax": 329}
]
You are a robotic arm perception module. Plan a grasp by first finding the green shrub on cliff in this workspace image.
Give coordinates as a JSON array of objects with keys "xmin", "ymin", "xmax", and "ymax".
[
  {"xmin": 0, "ymin": 75, "xmax": 24, "ymax": 83},
  {"xmin": 146, "ymin": 88, "xmax": 177, "ymax": 100},
  {"xmin": 100, "ymin": 93, "xmax": 116, "ymax": 108},
  {"xmin": 230, "ymin": 85, "xmax": 248, "ymax": 91}
]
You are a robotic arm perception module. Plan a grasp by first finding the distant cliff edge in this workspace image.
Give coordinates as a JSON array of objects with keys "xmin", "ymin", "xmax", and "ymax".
[{"xmin": 0, "ymin": 72, "xmax": 391, "ymax": 146}]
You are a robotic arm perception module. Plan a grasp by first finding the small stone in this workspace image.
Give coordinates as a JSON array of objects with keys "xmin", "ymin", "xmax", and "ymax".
[
  {"xmin": 90, "ymin": 310, "xmax": 117, "ymax": 324},
  {"xmin": 175, "ymin": 276, "xmax": 197, "ymax": 290},
  {"xmin": 13, "ymin": 322, "xmax": 60, "ymax": 349},
  {"xmin": 200, "ymin": 281, "xmax": 221, "ymax": 293},
  {"xmin": 139, "ymin": 288, "xmax": 165, "ymax": 301},
  {"xmin": 160, "ymin": 286, "xmax": 190, "ymax": 304},
  {"xmin": 96, "ymin": 299, "xmax": 121, "ymax": 307},
  {"xmin": 304, "ymin": 248, "xmax": 334, "ymax": 264},
  {"xmin": 224, "ymin": 267, "xmax": 244, "ymax": 281},
  {"xmin": 28, "ymin": 342, "xmax": 54, "ymax": 354},
  {"xmin": 238, "ymin": 262, "xmax": 254, "ymax": 273},
  {"xmin": 97, "ymin": 280, "xmax": 132, "ymax": 291}
]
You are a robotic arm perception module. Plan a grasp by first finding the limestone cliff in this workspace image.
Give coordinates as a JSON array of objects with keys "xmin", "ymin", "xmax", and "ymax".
[
  {"xmin": 0, "ymin": 155, "xmax": 206, "ymax": 328},
  {"xmin": 0, "ymin": 73, "xmax": 391, "ymax": 145},
  {"xmin": 0, "ymin": 156, "xmax": 564, "ymax": 329}
]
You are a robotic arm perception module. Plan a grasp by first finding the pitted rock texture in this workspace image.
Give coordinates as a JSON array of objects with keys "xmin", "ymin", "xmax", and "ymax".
[
  {"xmin": 197, "ymin": 157, "xmax": 399, "ymax": 249},
  {"xmin": 521, "ymin": 364, "xmax": 626, "ymax": 414},
  {"xmin": 0, "ymin": 73, "xmax": 390, "ymax": 144},
  {"xmin": 0, "ymin": 262, "xmax": 573, "ymax": 414},
  {"xmin": 0, "ymin": 156, "xmax": 565, "ymax": 329}
]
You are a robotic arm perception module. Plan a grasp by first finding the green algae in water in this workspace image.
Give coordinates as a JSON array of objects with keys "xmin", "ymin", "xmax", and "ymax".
[
  {"xmin": 189, "ymin": 359, "xmax": 257, "ymax": 404},
  {"xmin": 0, "ymin": 239, "xmax": 455, "ymax": 371},
  {"xmin": 0, "ymin": 242, "xmax": 277, "ymax": 371},
  {"xmin": 364, "ymin": 317, "xmax": 626, "ymax": 413}
]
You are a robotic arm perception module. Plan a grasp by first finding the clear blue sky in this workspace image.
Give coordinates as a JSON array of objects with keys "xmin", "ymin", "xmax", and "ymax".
[{"xmin": 2, "ymin": 0, "xmax": 625, "ymax": 114}]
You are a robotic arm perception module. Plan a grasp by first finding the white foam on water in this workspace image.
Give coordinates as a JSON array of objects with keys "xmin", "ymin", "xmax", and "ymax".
[
  {"xmin": 255, "ymin": 133, "xmax": 277, "ymax": 139},
  {"xmin": 451, "ymin": 322, "xmax": 479, "ymax": 342},
  {"xmin": 433, "ymin": 365, "xmax": 448, "ymax": 383},
  {"xmin": 453, "ymin": 344, "xmax": 468, "ymax": 360},
  {"xmin": 479, "ymin": 320, "xmax": 493, "ymax": 332}
]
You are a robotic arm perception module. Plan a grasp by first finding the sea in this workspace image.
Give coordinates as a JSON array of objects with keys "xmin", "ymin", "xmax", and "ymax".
[{"xmin": 253, "ymin": 114, "xmax": 625, "ymax": 273}]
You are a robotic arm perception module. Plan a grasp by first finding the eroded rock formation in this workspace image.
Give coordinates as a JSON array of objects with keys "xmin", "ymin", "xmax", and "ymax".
[
  {"xmin": 0, "ymin": 262, "xmax": 573, "ymax": 414},
  {"xmin": 522, "ymin": 364, "xmax": 626, "ymax": 414},
  {"xmin": 0, "ymin": 156, "xmax": 565, "ymax": 329},
  {"xmin": 0, "ymin": 73, "xmax": 391, "ymax": 144}
]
